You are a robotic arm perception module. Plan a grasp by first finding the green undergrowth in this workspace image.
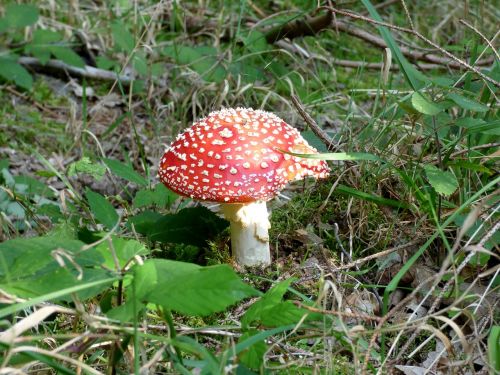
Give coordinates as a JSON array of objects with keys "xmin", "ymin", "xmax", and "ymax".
[{"xmin": 0, "ymin": 0, "xmax": 499, "ymax": 373}]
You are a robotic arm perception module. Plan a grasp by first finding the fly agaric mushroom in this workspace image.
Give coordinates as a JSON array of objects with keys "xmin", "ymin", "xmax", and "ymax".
[{"xmin": 158, "ymin": 108, "xmax": 329, "ymax": 266}]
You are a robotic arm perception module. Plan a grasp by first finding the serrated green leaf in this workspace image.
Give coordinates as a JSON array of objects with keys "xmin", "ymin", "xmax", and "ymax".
[
  {"xmin": 85, "ymin": 189, "xmax": 119, "ymax": 229},
  {"xmin": 68, "ymin": 157, "xmax": 106, "ymax": 180},
  {"xmin": 0, "ymin": 59, "xmax": 33, "ymax": 89},
  {"xmin": 411, "ymin": 92, "xmax": 442, "ymax": 115},
  {"xmin": 6, "ymin": 3, "xmax": 39, "ymax": 28},
  {"xmin": 133, "ymin": 259, "xmax": 259, "ymax": 316},
  {"xmin": 111, "ymin": 21, "xmax": 135, "ymax": 53},
  {"xmin": 424, "ymin": 165, "xmax": 458, "ymax": 196},
  {"xmin": 448, "ymin": 92, "xmax": 489, "ymax": 112},
  {"xmin": 103, "ymin": 158, "xmax": 147, "ymax": 186}
]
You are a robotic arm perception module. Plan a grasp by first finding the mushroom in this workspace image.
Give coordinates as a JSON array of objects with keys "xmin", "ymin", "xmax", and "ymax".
[{"xmin": 158, "ymin": 108, "xmax": 329, "ymax": 266}]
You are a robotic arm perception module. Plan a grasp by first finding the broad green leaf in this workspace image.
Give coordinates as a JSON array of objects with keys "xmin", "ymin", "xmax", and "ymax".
[
  {"xmin": 49, "ymin": 45, "xmax": 85, "ymax": 68},
  {"xmin": 0, "ymin": 236, "xmax": 112, "ymax": 301},
  {"xmin": 424, "ymin": 165, "xmax": 458, "ymax": 196},
  {"xmin": 85, "ymin": 189, "xmax": 119, "ymax": 229},
  {"xmin": 488, "ymin": 326, "xmax": 500, "ymax": 373},
  {"xmin": 5, "ymin": 3, "xmax": 39, "ymax": 28},
  {"xmin": 127, "ymin": 210, "xmax": 163, "ymax": 233},
  {"xmin": 133, "ymin": 184, "xmax": 177, "ymax": 208},
  {"xmin": 132, "ymin": 259, "xmax": 259, "ymax": 316},
  {"xmin": 448, "ymin": 92, "xmax": 489, "ymax": 112},
  {"xmin": 411, "ymin": 92, "xmax": 442, "ymax": 115},
  {"xmin": 0, "ymin": 59, "xmax": 33, "ymax": 89},
  {"xmin": 96, "ymin": 236, "xmax": 148, "ymax": 270},
  {"xmin": 103, "ymin": 158, "xmax": 147, "ymax": 186},
  {"xmin": 68, "ymin": 157, "xmax": 106, "ymax": 180},
  {"xmin": 111, "ymin": 21, "xmax": 135, "ymax": 53},
  {"xmin": 140, "ymin": 206, "xmax": 228, "ymax": 247}
]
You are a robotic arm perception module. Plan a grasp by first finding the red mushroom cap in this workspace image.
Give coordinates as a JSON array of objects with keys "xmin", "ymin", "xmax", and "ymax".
[{"xmin": 159, "ymin": 108, "xmax": 329, "ymax": 203}]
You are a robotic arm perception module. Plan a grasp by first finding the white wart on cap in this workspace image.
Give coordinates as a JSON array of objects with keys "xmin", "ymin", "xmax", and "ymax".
[{"xmin": 159, "ymin": 107, "xmax": 330, "ymax": 203}]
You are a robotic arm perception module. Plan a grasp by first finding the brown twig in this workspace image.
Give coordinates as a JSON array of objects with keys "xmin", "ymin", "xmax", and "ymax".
[
  {"xmin": 265, "ymin": 11, "xmax": 334, "ymax": 44},
  {"xmin": 293, "ymin": 301, "xmax": 383, "ymax": 322},
  {"xmin": 323, "ymin": 7, "xmax": 500, "ymax": 88},
  {"xmin": 290, "ymin": 94, "xmax": 337, "ymax": 151},
  {"xmin": 19, "ymin": 57, "xmax": 133, "ymax": 85},
  {"xmin": 263, "ymin": 8, "xmax": 495, "ymax": 71}
]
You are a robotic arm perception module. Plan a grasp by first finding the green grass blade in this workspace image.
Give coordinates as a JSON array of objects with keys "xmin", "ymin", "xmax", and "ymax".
[{"xmin": 361, "ymin": 0, "xmax": 424, "ymax": 91}]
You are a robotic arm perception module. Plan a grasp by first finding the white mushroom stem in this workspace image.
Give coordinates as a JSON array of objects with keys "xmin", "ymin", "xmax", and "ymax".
[{"xmin": 220, "ymin": 201, "xmax": 271, "ymax": 266}]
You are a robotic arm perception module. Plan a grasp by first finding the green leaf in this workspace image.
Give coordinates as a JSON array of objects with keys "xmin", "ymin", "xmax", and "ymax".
[
  {"xmin": 424, "ymin": 165, "xmax": 458, "ymax": 196},
  {"xmin": 139, "ymin": 206, "xmax": 228, "ymax": 247},
  {"xmin": 103, "ymin": 158, "xmax": 147, "ymax": 186},
  {"xmin": 26, "ymin": 29, "xmax": 62, "ymax": 63},
  {"xmin": 85, "ymin": 189, "xmax": 119, "ymax": 229},
  {"xmin": 133, "ymin": 184, "xmax": 177, "ymax": 208},
  {"xmin": 448, "ymin": 92, "xmax": 489, "ymax": 112},
  {"xmin": 488, "ymin": 326, "xmax": 500, "ymax": 373},
  {"xmin": 49, "ymin": 46, "xmax": 85, "ymax": 68},
  {"xmin": 132, "ymin": 259, "xmax": 259, "ymax": 316},
  {"xmin": 5, "ymin": 3, "xmax": 39, "ymax": 28},
  {"xmin": 163, "ymin": 45, "xmax": 226, "ymax": 83},
  {"xmin": 0, "ymin": 58, "xmax": 33, "ymax": 89},
  {"xmin": 411, "ymin": 92, "xmax": 442, "ymax": 115},
  {"xmin": 68, "ymin": 157, "xmax": 106, "ymax": 180},
  {"xmin": 242, "ymin": 279, "xmax": 309, "ymax": 328},
  {"xmin": 111, "ymin": 21, "xmax": 135, "ymax": 53},
  {"xmin": 95, "ymin": 236, "xmax": 149, "ymax": 270},
  {"xmin": 238, "ymin": 329, "xmax": 268, "ymax": 370},
  {"xmin": 0, "ymin": 236, "xmax": 113, "ymax": 301},
  {"xmin": 242, "ymin": 30, "xmax": 269, "ymax": 53},
  {"xmin": 127, "ymin": 210, "xmax": 163, "ymax": 233}
]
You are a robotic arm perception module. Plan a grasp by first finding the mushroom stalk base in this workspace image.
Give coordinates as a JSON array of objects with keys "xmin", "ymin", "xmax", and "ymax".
[{"xmin": 221, "ymin": 201, "xmax": 271, "ymax": 266}]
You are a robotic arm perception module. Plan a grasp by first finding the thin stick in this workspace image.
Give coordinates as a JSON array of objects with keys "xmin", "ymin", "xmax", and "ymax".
[
  {"xmin": 322, "ymin": 7, "xmax": 500, "ymax": 88},
  {"xmin": 290, "ymin": 94, "xmax": 337, "ymax": 150},
  {"xmin": 19, "ymin": 57, "xmax": 133, "ymax": 85}
]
